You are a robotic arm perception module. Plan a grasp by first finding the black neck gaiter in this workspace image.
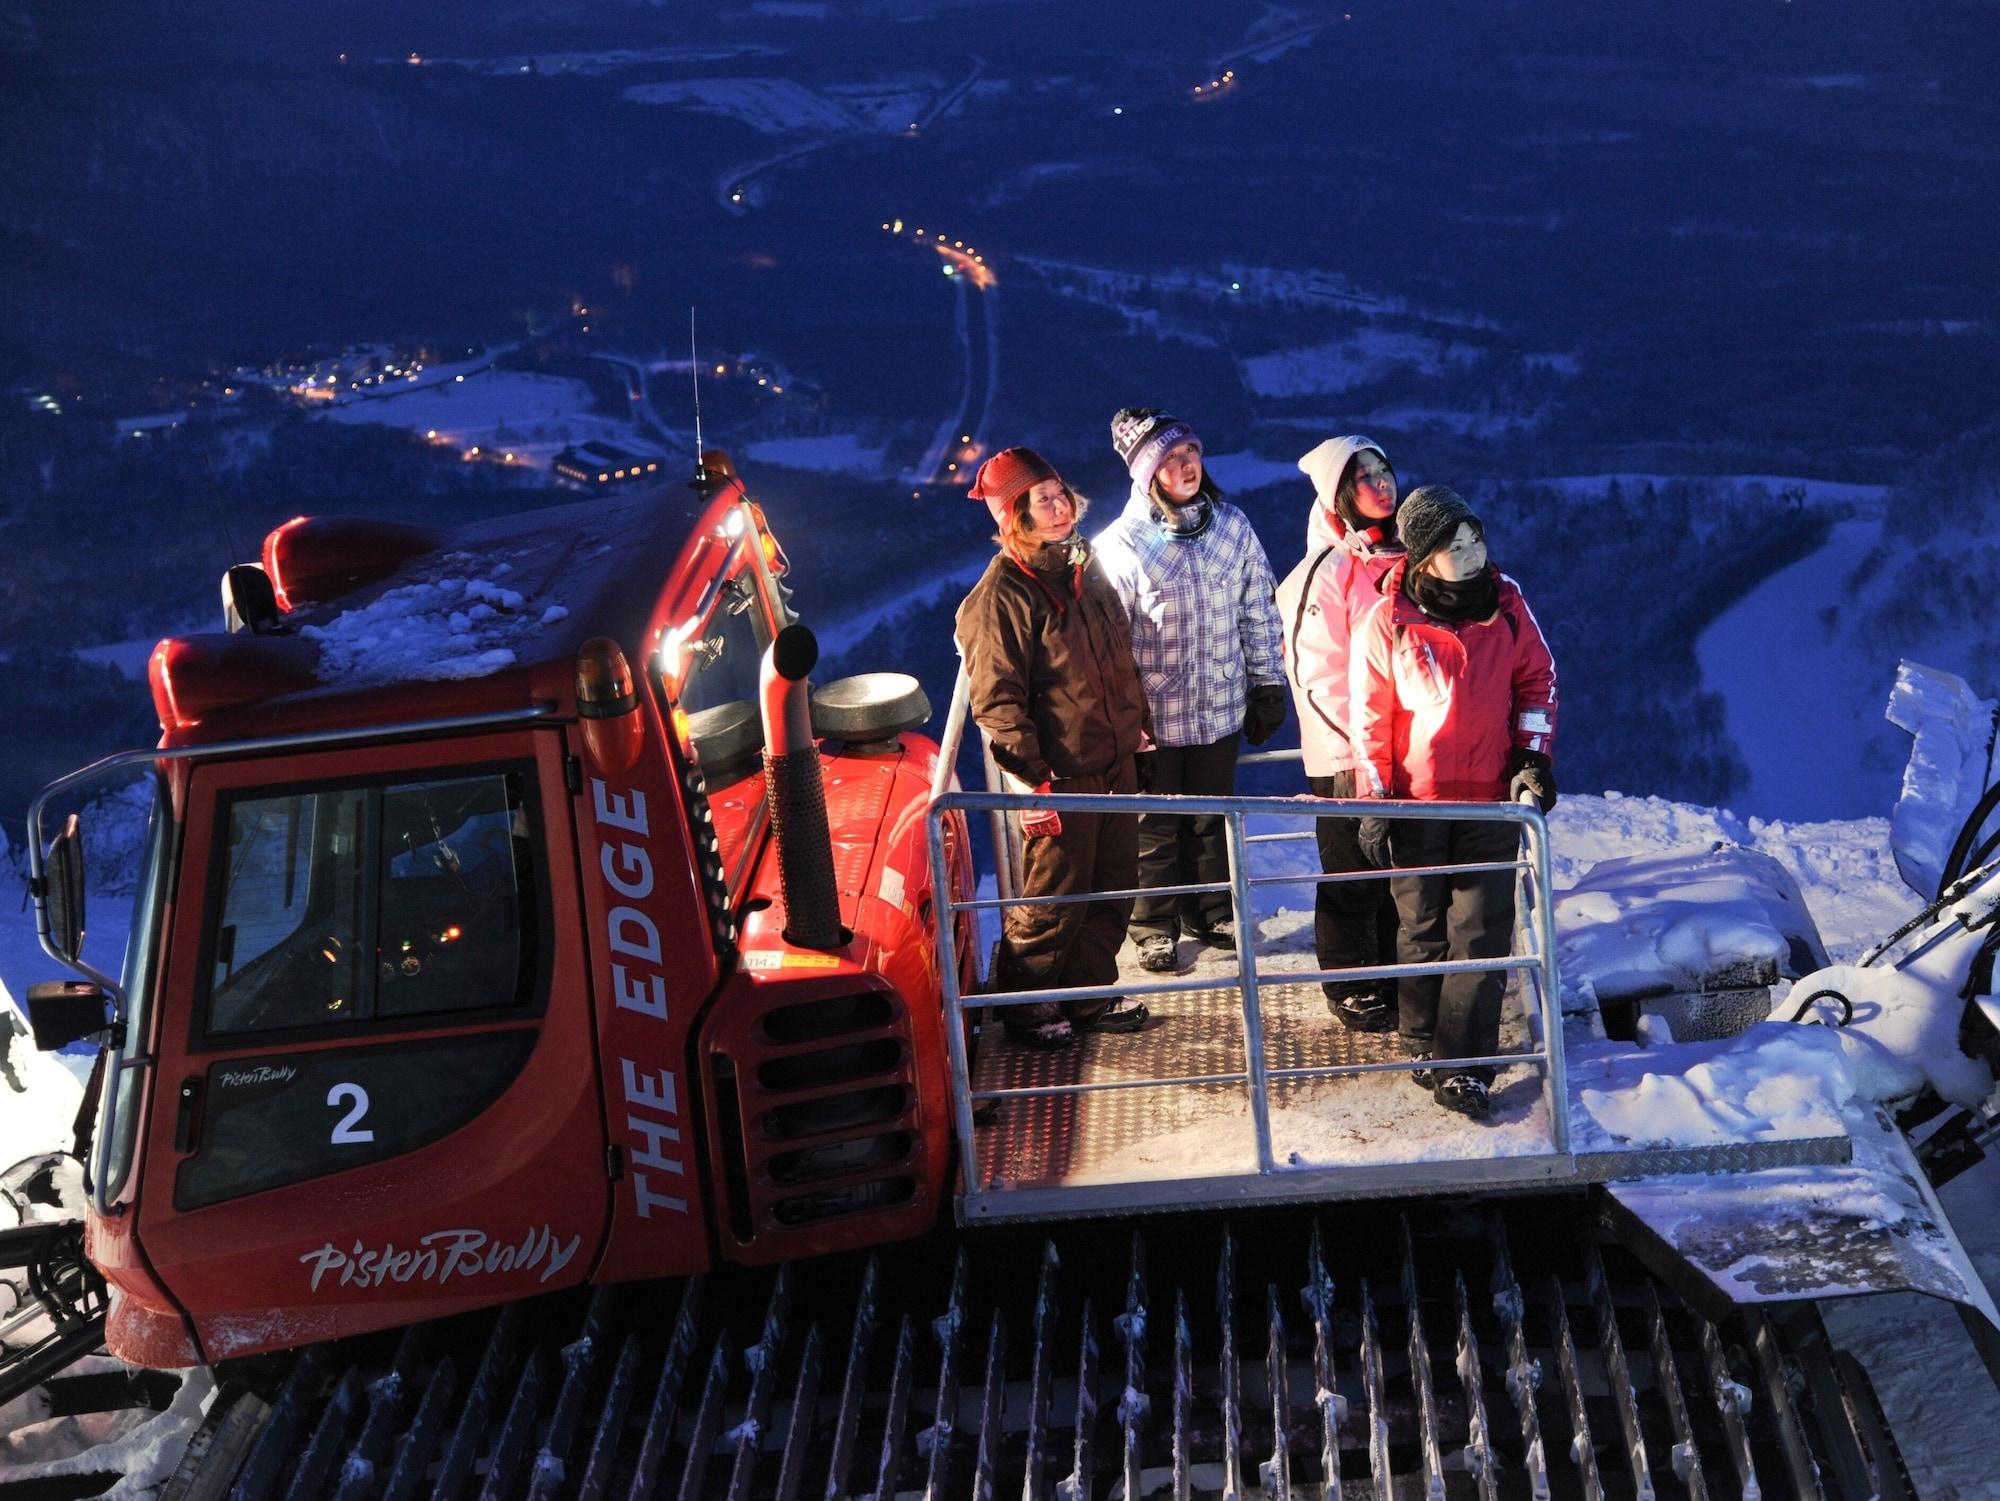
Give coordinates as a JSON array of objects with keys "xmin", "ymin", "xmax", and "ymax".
[{"xmin": 1407, "ymin": 565, "xmax": 1499, "ymax": 623}]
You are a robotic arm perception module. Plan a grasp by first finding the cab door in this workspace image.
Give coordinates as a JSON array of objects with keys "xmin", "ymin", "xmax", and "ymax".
[{"xmin": 133, "ymin": 729, "xmax": 608, "ymax": 1359}]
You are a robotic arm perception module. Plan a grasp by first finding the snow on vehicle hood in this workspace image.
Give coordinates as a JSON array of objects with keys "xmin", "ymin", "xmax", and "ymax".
[
  {"xmin": 1555, "ymin": 842, "xmax": 1827, "ymax": 1011},
  {"xmin": 299, "ymin": 555, "xmax": 580, "ymax": 685}
]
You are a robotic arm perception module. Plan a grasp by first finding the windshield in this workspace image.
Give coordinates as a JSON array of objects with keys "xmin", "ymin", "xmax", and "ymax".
[{"xmin": 99, "ymin": 779, "xmax": 170, "ymax": 1205}]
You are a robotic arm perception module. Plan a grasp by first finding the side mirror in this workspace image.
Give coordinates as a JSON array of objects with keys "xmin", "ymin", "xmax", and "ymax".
[
  {"xmin": 25, "ymin": 980, "xmax": 113, "ymax": 1051},
  {"xmin": 44, "ymin": 813, "xmax": 86, "ymax": 963}
]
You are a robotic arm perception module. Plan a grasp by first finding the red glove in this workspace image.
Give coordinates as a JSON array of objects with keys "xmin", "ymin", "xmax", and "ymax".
[{"xmin": 1021, "ymin": 781, "xmax": 1062, "ymax": 839}]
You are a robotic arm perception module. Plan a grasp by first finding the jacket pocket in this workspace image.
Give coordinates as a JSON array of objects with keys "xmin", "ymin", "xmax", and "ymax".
[{"xmin": 1395, "ymin": 637, "xmax": 1453, "ymax": 707}]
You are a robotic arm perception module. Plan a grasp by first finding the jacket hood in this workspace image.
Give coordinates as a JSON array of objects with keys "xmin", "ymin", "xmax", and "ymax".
[{"xmin": 1298, "ymin": 436, "xmax": 1387, "ymax": 550}]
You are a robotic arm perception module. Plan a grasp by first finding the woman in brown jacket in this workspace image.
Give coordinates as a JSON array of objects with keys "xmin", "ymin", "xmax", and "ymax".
[{"xmin": 955, "ymin": 446, "xmax": 1153, "ymax": 1048}]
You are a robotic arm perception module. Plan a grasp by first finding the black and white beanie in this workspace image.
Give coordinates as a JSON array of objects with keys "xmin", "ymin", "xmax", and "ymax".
[{"xmin": 1110, "ymin": 407, "xmax": 1199, "ymax": 498}]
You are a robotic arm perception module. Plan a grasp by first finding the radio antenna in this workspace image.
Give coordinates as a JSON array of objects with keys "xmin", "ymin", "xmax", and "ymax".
[{"xmin": 689, "ymin": 308, "xmax": 708, "ymax": 484}]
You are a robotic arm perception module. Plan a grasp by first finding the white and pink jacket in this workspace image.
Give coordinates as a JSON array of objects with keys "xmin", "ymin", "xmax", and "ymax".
[{"xmin": 1274, "ymin": 437, "xmax": 1404, "ymax": 778}]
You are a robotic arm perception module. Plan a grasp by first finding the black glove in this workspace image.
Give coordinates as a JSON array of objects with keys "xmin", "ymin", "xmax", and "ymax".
[
  {"xmin": 1133, "ymin": 750, "xmax": 1157, "ymax": 793},
  {"xmin": 1357, "ymin": 816, "xmax": 1393, "ymax": 870},
  {"xmin": 1242, "ymin": 685, "xmax": 1287, "ymax": 747},
  {"xmin": 1507, "ymin": 748, "xmax": 1557, "ymax": 812}
]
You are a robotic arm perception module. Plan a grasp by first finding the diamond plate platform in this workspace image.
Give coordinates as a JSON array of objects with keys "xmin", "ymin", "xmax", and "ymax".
[{"xmin": 962, "ymin": 974, "xmax": 1852, "ymax": 1222}]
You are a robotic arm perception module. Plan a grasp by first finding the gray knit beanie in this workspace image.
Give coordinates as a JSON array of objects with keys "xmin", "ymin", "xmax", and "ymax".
[{"xmin": 1397, "ymin": 485, "xmax": 1479, "ymax": 569}]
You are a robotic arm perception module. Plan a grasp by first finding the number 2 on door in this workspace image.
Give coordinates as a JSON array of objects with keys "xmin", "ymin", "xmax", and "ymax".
[{"xmin": 328, "ymin": 1082, "xmax": 375, "ymax": 1144}]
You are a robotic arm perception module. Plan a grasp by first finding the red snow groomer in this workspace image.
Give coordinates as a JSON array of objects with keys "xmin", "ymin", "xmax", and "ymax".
[{"xmin": 8, "ymin": 455, "xmax": 2000, "ymax": 1500}]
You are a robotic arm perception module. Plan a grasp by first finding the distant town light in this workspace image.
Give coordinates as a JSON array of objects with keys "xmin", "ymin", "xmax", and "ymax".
[
  {"xmin": 1113, "ymin": 106, "xmax": 1123, "ymax": 115},
  {"xmin": 426, "ymin": 429, "xmax": 437, "ymax": 439},
  {"xmin": 504, "ymin": 452, "xmax": 514, "ymax": 462},
  {"xmin": 891, "ymin": 218, "xmax": 904, "ymax": 232},
  {"xmin": 714, "ymin": 364, "xmax": 726, "ymax": 375},
  {"xmin": 942, "ymin": 266, "xmax": 954, "ymax": 277},
  {"xmin": 455, "ymin": 374, "xmax": 465, "ymax": 382},
  {"xmin": 408, "ymin": 52, "xmax": 422, "ymax": 65}
]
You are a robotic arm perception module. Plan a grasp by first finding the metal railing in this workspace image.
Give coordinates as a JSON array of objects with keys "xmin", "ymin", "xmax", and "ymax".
[{"xmin": 924, "ymin": 664, "xmax": 1572, "ymax": 1206}]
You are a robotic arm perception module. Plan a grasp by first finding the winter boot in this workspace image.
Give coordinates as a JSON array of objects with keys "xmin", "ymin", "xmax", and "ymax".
[
  {"xmin": 1327, "ymin": 985, "xmax": 1393, "ymax": 1032},
  {"xmin": 1077, "ymin": 1002, "xmax": 1150, "ymax": 1035},
  {"xmin": 1185, "ymin": 918, "xmax": 1236, "ymax": 951},
  {"xmin": 1135, "ymin": 932, "xmax": 1178, "ymax": 973},
  {"xmin": 1406, "ymin": 1050, "xmax": 1437, "ymax": 1091},
  {"xmin": 1434, "ymin": 1072, "xmax": 1492, "ymax": 1120}
]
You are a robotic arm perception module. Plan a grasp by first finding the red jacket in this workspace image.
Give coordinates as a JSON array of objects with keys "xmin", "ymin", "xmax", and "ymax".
[{"xmin": 1349, "ymin": 562, "xmax": 1557, "ymax": 801}]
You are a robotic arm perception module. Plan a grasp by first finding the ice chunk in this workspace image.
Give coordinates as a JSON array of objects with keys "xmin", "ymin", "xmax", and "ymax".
[{"xmin": 1885, "ymin": 661, "xmax": 1998, "ymax": 898}]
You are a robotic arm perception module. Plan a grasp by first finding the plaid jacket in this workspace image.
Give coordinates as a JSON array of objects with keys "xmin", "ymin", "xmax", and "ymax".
[{"xmin": 1094, "ymin": 487, "xmax": 1285, "ymax": 747}]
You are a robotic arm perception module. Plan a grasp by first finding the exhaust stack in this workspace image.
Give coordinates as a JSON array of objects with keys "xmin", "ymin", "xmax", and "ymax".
[{"xmin": 760, "ymin": 624, "xmax": 843, "ymax": 950}]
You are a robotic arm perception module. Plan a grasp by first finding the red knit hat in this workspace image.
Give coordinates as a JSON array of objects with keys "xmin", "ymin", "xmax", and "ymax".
[{"xmin": 967, "ymin": 446, "xmax": 1060, "ymax": 525}]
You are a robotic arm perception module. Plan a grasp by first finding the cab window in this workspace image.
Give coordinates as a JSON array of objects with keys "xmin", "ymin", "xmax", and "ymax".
[{"xmin": 202, "ymin": 768, "xmax": 540, "ymax": 1038}]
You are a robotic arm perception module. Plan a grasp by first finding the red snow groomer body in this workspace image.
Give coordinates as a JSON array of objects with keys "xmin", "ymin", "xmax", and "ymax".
[
  {"xmin": 12, "ymin": 454, "xmax": 2000, "ymax": 1499},
  {"xmin": 26, "ymin": 457, "xmax": 970, "ymax": 1372}
]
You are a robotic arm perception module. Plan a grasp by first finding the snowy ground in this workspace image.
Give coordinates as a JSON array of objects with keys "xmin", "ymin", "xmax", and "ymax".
[
  {"xmin": 320, "ymin": 366, "xmax": 654, "ymax": 474},
  {"xmin": 1696, "ymin": 515, "xmax": 1901, "ymax": 821}
]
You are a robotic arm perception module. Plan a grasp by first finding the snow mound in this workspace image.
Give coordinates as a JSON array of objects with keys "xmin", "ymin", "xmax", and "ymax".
[
  {"xmin": 0, "ymin": 1008, "xmax": 83, "ymax": 1168},
  {"xmin": 1790, "ymin": 961, "xmax": 1994, "ymax": 1110},
  {"xmin": 1577, "ymin": 1024, "xmax": 1854, "ymax": 1147}
]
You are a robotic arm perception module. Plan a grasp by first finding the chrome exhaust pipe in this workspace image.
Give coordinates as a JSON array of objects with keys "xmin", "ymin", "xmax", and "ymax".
[{"xmin": 760, "ymin": 624, "xmax": 843, "ymax": 950}]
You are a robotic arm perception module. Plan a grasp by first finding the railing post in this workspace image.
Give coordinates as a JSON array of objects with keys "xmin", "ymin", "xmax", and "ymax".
[
  {"xmin": 927, "ymin": 805, "xmax": 983, "ymax": 1200},
  {"xmin": 978, "ymin": 733, "xmax": 1019, "ymax": 905},
  {"xmin": 1525, "ymin": 807, "xmax": 1569, "ymax": 1155},
  {"xmin": 929, "ymin": 661, "xmax": 973, "ymax": 806},
  {"xmin": 1223, "ymin": 813, "xmax": 1276, "ymax": 1173}
]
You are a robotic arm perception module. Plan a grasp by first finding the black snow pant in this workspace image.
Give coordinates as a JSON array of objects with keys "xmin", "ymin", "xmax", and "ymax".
[
  {"xmin": 993, "ymin": 758, "xmax": 1140, "ymax": 1033},
  {"xmin": 1387, "ymin": 817, "xmax": 1521, "ymax": 1082},
  {"xmin": 1132, "ymin": 733, "xmax": 1240, "ymax": 938},
  {"xmin": 1308, "ymin": 771, "xmax": 1400, "ymax": 1002}
]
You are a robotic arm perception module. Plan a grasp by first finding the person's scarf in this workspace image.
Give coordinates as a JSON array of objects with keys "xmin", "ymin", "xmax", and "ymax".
[
  {"xmin": 1406, "ymin": 564, "xmax": 1499, "ymax": 624},
  {"xmin": 1007, "ymin": 535, "xmax": 1089, "ymax": 614}
]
